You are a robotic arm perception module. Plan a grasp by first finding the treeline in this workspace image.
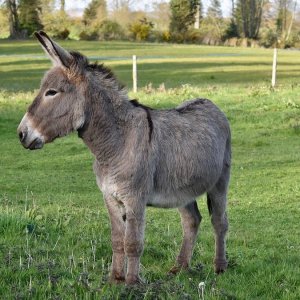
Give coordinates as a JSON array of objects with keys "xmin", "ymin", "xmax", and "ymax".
[{"xmin": 1, "ymin": 0, "xmax": 299, "ymax": 48}]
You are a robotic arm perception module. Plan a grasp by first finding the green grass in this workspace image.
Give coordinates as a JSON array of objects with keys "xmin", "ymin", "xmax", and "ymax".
[
  {"xmin": 1, "ymin": 39, "xmax": 300, "ymax": 91},
  {"xmin": 0, "ymin": 40, "xmax": 300, "ymax": 299}
]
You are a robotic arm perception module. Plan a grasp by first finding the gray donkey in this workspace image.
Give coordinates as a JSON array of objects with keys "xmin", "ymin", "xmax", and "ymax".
[{"xmin": 17, "ymin": 31, "xmax": 231, "ymax": 285}]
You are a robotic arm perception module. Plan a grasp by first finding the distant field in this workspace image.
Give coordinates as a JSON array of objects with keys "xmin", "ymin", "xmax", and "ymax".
[
  {"xmin": 1, "ymin": 39, "xmax": 300, "ymax": 92},
  {"xmin": 0, "ymin": 40, "xmax": 299, "ymax": 299}
]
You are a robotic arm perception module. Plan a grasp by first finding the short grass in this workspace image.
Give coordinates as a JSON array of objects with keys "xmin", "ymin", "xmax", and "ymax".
[
  {"xmin": 1, "ymin": 39, "xmax": 300, "ymax": 91},
  {"xmin": 0, "ymin": 40, "xmax": 300, "ymax": 299}
]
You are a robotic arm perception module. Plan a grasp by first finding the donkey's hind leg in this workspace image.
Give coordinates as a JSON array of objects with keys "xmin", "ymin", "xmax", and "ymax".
[
  {"xmin": 169, "ymin": 200, "xmax": 201, "ymax": 274},
  {"xmin": 207, "ymin": 165, "xmax": 230, "ymax": 274}
]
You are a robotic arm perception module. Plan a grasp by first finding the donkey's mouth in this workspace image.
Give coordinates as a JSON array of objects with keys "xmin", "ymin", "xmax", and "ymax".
[{"xmin": 27, "ymin": 137, "xmax": 44, "ymax": 150}]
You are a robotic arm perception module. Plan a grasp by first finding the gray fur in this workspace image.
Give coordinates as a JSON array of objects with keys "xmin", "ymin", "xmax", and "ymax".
[{"xmin": 17, "ymin": 31, "xmax": 231, "ymax": 284}]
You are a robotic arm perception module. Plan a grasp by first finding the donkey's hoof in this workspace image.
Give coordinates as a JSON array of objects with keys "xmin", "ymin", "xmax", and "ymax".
[
  {"xmin": 109, "ymin": 272, "xmax": 125, "ymax": 284},
  {"xmin": 109, "ymin": 277, "xmax": 125, "ymax": 284},
  {"xmin": 168, "ymin": 265, "xmax": 181, "ymax": 275},
  {"xmin": 214, "ymin": 260, "xmax": 228, "ymax": 274},
  {"xmin": 168, "ymin": 264, "xmax": 189, "ymax": 275},
  {"xmin": 125, "ymin": 275, "xmax": 144, "ymax": 285}
]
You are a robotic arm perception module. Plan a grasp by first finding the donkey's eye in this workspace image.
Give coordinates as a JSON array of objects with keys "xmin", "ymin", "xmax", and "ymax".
[{"xmin": 45, "ymin": 89, "xmax": 58, "ymax": 97}]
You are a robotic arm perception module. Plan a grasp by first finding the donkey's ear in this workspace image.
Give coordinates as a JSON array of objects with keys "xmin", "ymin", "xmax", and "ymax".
[{"xmin": 34, "ymin": 31, "xmax": 72, "ymax": 68}]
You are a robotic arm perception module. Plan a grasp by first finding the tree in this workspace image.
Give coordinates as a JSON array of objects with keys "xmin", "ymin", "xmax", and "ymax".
[
  {"xmin": 6, "ymin": 0, "xmax": 21, "ymax": 38},
  {"xmin": 207, "ymin": 0, "xmax": 222, "ymax": 19},
  {"xmin": 110, "ymin": 0, "xmax": 136, "ymax": 10},
  {"xmin": 224, "ymin": 18, "xmax": 239, "ymax": 39},
  {"xmin": 205, "ymin": 0, "xmax": 223, "ymax": 40},
  {"xmin": 83, "ymin": 0, "xmax": 107, "ymax": 26},
  {"xmin": 169, "ymin": 0, "xmax": 198, "ymax": 34},
  {"xmin": 60, "ymin": 0, "xmax": 65, "ymax": 12},
  {"xmin": 235, "ymin": 0, "xmax": 264, "ymax": 39},
  {"xmin": 110, "ymin": 2, "xmax": 133, "ymax": 29},
  {"xmin": 40, "ymin": 0, "xmax": 55, "ymax": 13},
  {"xmin": 19, "ymin": 0, "xmax": 43, "ymax": 36},
  {"xmin": 149, "ymin": 1, "xmax": 171, "ymax": 31},
  {"xmin": 18, "ymin": 0, "xmax": 43, "ymax": 36},
  {"xmin": 276, "ymin": 0, "xmax": 288, "ymax": 34},
  {"xmin": 129, "ymin": 17, "xmax": 154, "ymax": 41},
  {"xmin": 275, "ymin": 0, "xmax": 298, "ymax": 42},
  {"xmin": 224, "ymin": 0, "xmax": 239, "ymax": 39}
]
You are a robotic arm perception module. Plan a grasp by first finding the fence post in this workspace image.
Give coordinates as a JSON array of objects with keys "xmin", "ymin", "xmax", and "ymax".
[
  {"xmin": 272, "ymin": 48, "xmax": 277, "ymax": 88},
  {"xmin": 132, "ymin": 55, "xmax": 137, "ymax": 93}
]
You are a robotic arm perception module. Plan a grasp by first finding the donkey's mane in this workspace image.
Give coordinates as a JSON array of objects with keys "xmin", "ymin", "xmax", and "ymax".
[{"xmin": 69, "ymin": 51, "xmax": 125, "ymax": 91}]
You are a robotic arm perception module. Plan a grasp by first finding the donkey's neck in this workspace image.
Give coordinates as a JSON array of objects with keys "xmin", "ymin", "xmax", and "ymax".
[{"xmin": 78, "ymin": 84, "xmax": 132, "ymax": 164}]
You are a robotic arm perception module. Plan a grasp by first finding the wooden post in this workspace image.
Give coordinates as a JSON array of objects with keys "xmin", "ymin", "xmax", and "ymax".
[
  {"xmin": 272, "ymin": 48, "xmax": 277, "ymax": 88},
  {"xmin": 132, "ymin": 55, "xmax": 137, "ymax": 93}
]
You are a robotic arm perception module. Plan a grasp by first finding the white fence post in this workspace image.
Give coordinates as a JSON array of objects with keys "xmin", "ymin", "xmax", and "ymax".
[
  {"xmin": 132, "ymin": 55, "xmax": 137, "ymax": 93},
  {"xmin": 272, "ymin": 48, "xmax": 277, "ymax": 88}
]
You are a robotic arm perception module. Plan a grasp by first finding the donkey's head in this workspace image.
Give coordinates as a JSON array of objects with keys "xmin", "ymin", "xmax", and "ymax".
[{"xmin": 17, "ymin": 31, "xmax": 87, "ymax": 150}]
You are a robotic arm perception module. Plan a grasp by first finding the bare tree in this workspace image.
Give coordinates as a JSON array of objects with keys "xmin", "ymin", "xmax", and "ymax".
[
  {"xmin": 236, "ymin": 0, "xmax": 264, "ymax": 39},
  {"xmin": 150, "ymin": 1, "xmax": 171, "ymax": 31},
  {"xmin": 60, "ymin": 0, "xmax": 65, "ymax": 12},
  {"xmin": 110, "ymin": 0, "xmax": 135, "ymax": 11},
  {"xmin": 285, "ymin": 0, "xmax": 297, "ymax": 41},
  {"xmin": 6, "ymin": 0, "xmax": 21, "ymax": 38}
]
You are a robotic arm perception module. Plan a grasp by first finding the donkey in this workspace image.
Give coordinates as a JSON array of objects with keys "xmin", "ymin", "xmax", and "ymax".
[{"xmin": 17, "ymin": 31, "xmax": 231, "ymax": 285}]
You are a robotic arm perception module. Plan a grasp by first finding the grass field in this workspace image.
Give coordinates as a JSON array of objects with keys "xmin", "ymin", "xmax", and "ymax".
[{"xmin": 0, "ymin": 40, "xmax": 300, "ymax": 299}]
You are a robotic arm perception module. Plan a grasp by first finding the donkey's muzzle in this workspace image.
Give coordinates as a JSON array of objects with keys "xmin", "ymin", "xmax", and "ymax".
[
  {"xmin": 17, "ymin": 115, "xmax": 45, "ymax": 150},
  {"xmin": 18, "ymin": 129, "xmax": 43, "ymax": 150}
]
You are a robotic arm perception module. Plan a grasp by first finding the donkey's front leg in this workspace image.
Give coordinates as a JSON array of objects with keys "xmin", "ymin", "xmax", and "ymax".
[
  {"xmin": 104, "ymin": 196, "xmax": 126, "ymax": 283},
  {"xmin": 124, "ymin": 200, "xmax": 146, "ymax": 285}
]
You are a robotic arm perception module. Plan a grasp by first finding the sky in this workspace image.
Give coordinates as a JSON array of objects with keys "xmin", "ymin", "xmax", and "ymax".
[{"xmin": 65, "ymin": 0, "xmax": 232, "ymax": 17}]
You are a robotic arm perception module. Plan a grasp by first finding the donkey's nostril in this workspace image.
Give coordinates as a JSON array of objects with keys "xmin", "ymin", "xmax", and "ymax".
[{"xmin": 19, "ymin": 130, "xmax": 27, "ymax": 142}]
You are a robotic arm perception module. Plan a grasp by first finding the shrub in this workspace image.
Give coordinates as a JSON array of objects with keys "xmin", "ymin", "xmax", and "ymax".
[
  {"xmin": 54, "ymin": 28, "xmax": 70, "ymax": 40},
  {"xmin": 185, "ymin": 29, "xmax": 204, "ymax": 43},
  {"xmin": 223, "ymin": 19, "xmax": 239, "ymax": 40},
  {"xmin": 129, "ymin": 18, "xmax": 154, "ymax": 41},
  {"xmin": 79, "ymin": 30, "xmax": 98, "ymax": 40},
  {"xmin": 170, "ymin": 31, "xmax": 185, "ymax": 43},
  {"xmin": 259, "ymin": 29, "xmax": 278, "ymax": 48},
  {"xmin": 284, "ymin": 32, "xmax": 300, "ymax": 49},
  {"xmin": 162, "ymin": 31, "xmax": 171, "ymax": 42},
  {"xmin": 98, "ymin": 20, "xmax": 125, "ymax": 40},
  {"xmin": 41, "ymin": 11, "xmax": 71, "ymax": 40}
]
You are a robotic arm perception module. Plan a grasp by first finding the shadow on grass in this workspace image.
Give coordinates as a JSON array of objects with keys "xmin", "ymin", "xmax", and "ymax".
[{"xmin": 1, "ymin": 59, "xmax": 300, "ymax": 92}]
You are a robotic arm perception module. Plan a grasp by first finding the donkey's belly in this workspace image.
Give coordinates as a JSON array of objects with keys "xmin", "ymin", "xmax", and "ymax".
[{"xmin": 147, "ymin": 189, "xmax": 205, "ymax": 208}]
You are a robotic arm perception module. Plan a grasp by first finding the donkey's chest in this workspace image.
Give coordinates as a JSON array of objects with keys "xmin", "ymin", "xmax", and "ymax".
[{"xmin": 97, "ymin": 176, "xmax": 119, "ymax": 198}]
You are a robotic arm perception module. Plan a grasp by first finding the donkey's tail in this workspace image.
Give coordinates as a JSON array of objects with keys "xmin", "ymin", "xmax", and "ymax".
[{"xmin": 207, "ymin": 193, "xmax": 212, "ymax": 216}]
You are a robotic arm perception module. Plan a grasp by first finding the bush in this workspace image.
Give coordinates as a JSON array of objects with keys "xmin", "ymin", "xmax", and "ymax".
[
  {"xmin": 259, "ymin": 29, "xmax": 278, "ymax": 48},
  {"xmin": 162, "ymin": 31, "xmax": 171, "ymax": 42},
  {"xmin": 169, "ymin": 29, "xmax": 208, "ymax": 44},
  {"xmin": 98, "ymin": 20, "xmax": 125, "ymax": 40},
  {"xmin": 129, "ymin": 18, "xmax": 154, "ymax": 41},
  {"xmin": 185, "ymin": 29, "xmax": 204, "ymax": 43},
  {"xmin": 79, "ymin": 30, "xmax": 98, "ymax": 40},
  {"xmin": 144, "ymin": 30, "xmax": 171, "ymax": 43},
  {"xmin": 223, "ymin": 19, "xmax": 239, "ymax": 40},
  {"xmin": 284, "ymin": 32, "xmax": 300, "ymax": 49},
  {"xmin": 54, "ymin": 28, "xmax": 70, "ymax": 40},
  {"xmin": 41, "ymin": 11, "xmax": 71, "ymax": 40},
  {"xmin": 169, "ymin": 31, "xmax": 185, "ymax": 43}
]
